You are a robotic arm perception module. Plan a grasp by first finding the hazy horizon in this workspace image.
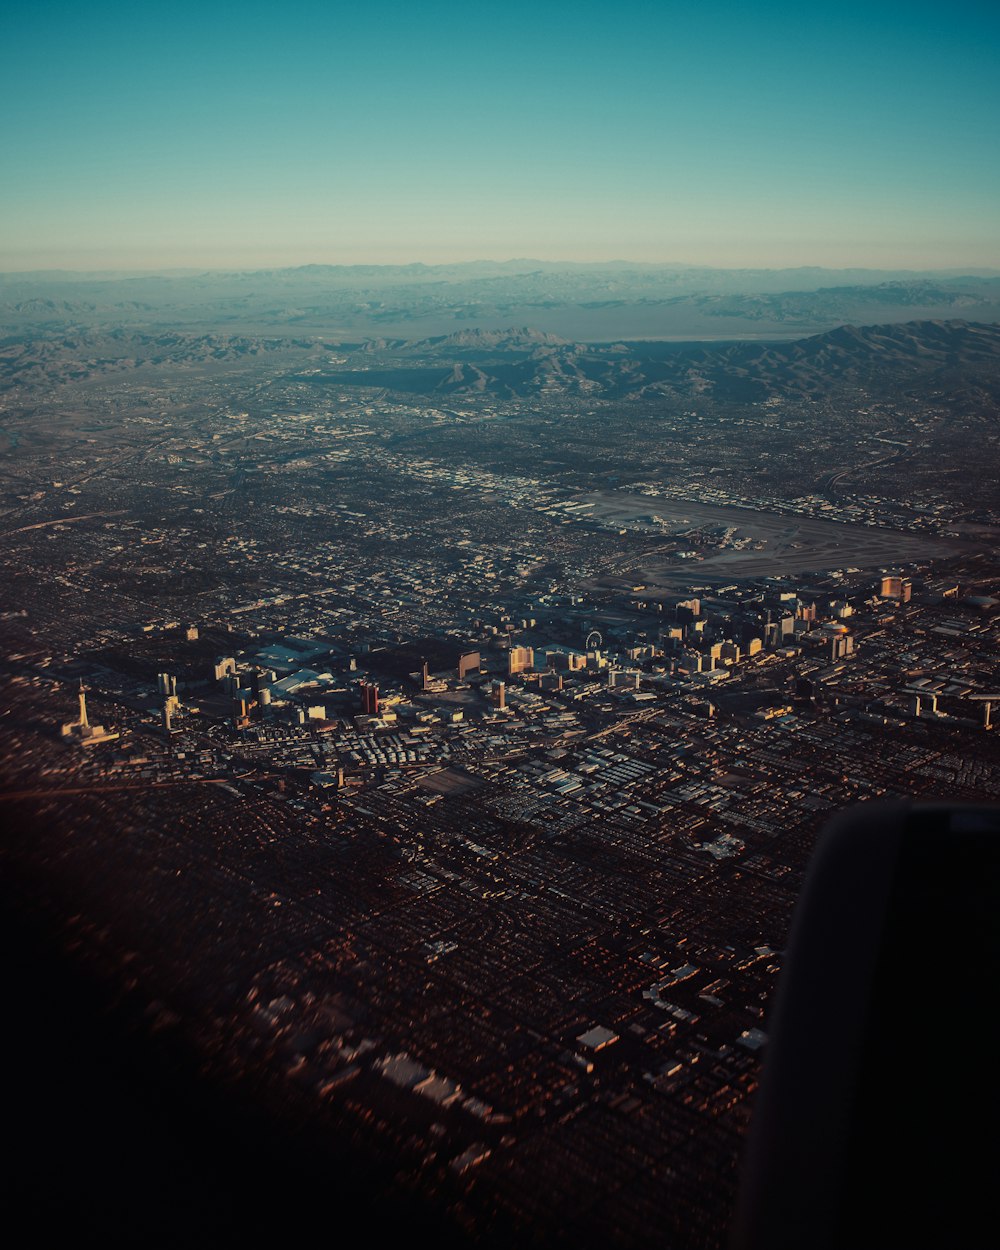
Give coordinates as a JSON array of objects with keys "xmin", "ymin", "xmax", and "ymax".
[
  {"xmin": 3, "ymin": 247, "xmax": 999, "ymax": 279},
  {"xmin": 3, "ymin": 257, "xmax": 1000, "ymax": 280},
  {"xmin": 4, "ymin": 1, "xmax": 999, "ymax": 275}
]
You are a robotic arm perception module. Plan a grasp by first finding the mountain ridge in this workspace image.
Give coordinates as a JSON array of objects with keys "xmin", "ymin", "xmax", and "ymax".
[
  {"xmin": 326, "ymin": 318, "xmax": 1000, "ymax": 405},
  {"xmin": 2, "ymin": 318, "xmax": 998, "ymax": 411},
  {"xmin": 3, "ymin": 266, "xmax": 1000, "ymax": 343}
]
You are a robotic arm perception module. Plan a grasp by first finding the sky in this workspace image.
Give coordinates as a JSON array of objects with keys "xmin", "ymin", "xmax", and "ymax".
[{"xmin": 2, "ymin": 0, "xmax": 999, "ymax": 272}]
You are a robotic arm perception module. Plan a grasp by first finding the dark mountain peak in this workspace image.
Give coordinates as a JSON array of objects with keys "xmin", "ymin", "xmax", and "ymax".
[
  {"xmin": 417, "ymin": 326, "xmax": 570, "ymax": 351},
  {"xmin": 806, "ymin": 318, "xmax": 992, "ymax": 354}
]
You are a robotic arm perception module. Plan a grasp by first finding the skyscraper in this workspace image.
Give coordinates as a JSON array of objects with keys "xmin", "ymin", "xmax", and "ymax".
[
  {"xmin": 458, "ymin": 651, "xmax": 481, "ymax": 681},
  {"xmin": 508, "ymin": 646, "xmax": 534, "ymax": 675}
]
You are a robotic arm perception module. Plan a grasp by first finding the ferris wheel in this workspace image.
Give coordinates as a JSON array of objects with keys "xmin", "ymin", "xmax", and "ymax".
[{"xmin": 585, "ymin": 630, "xmax": 602, "ymax": 651}]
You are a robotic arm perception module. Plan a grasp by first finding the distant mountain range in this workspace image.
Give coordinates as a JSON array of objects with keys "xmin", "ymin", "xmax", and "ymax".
[
  {"xmin": 315, "ymin": 319, "xmax": 1000, "ymax": 407},
  {"xmin": 2, "ymin": 262, "xmax": 999, "ymax": 341},
  {"xmin": 3, "ymin": 318, "xmax": 998, "ymax": 414}
]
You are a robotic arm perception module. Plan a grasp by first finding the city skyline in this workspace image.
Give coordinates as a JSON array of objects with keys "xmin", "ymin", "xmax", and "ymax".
[
  {"xmin": 3, "ymin": 40, "xmax": 999, "ymax": 1231},
  {"xmin": 3, "ymin": 309, "xmax": 998, "ymax": 1247},
  {"xmin": 4, "ymin": 1, "xmax": 999, "ymax": 272}
]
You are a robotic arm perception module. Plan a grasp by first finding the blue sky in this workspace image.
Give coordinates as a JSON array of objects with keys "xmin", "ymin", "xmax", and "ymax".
[{"xmin": 2, "ymin": 0, "xmax": 998, "ymax": 270}]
